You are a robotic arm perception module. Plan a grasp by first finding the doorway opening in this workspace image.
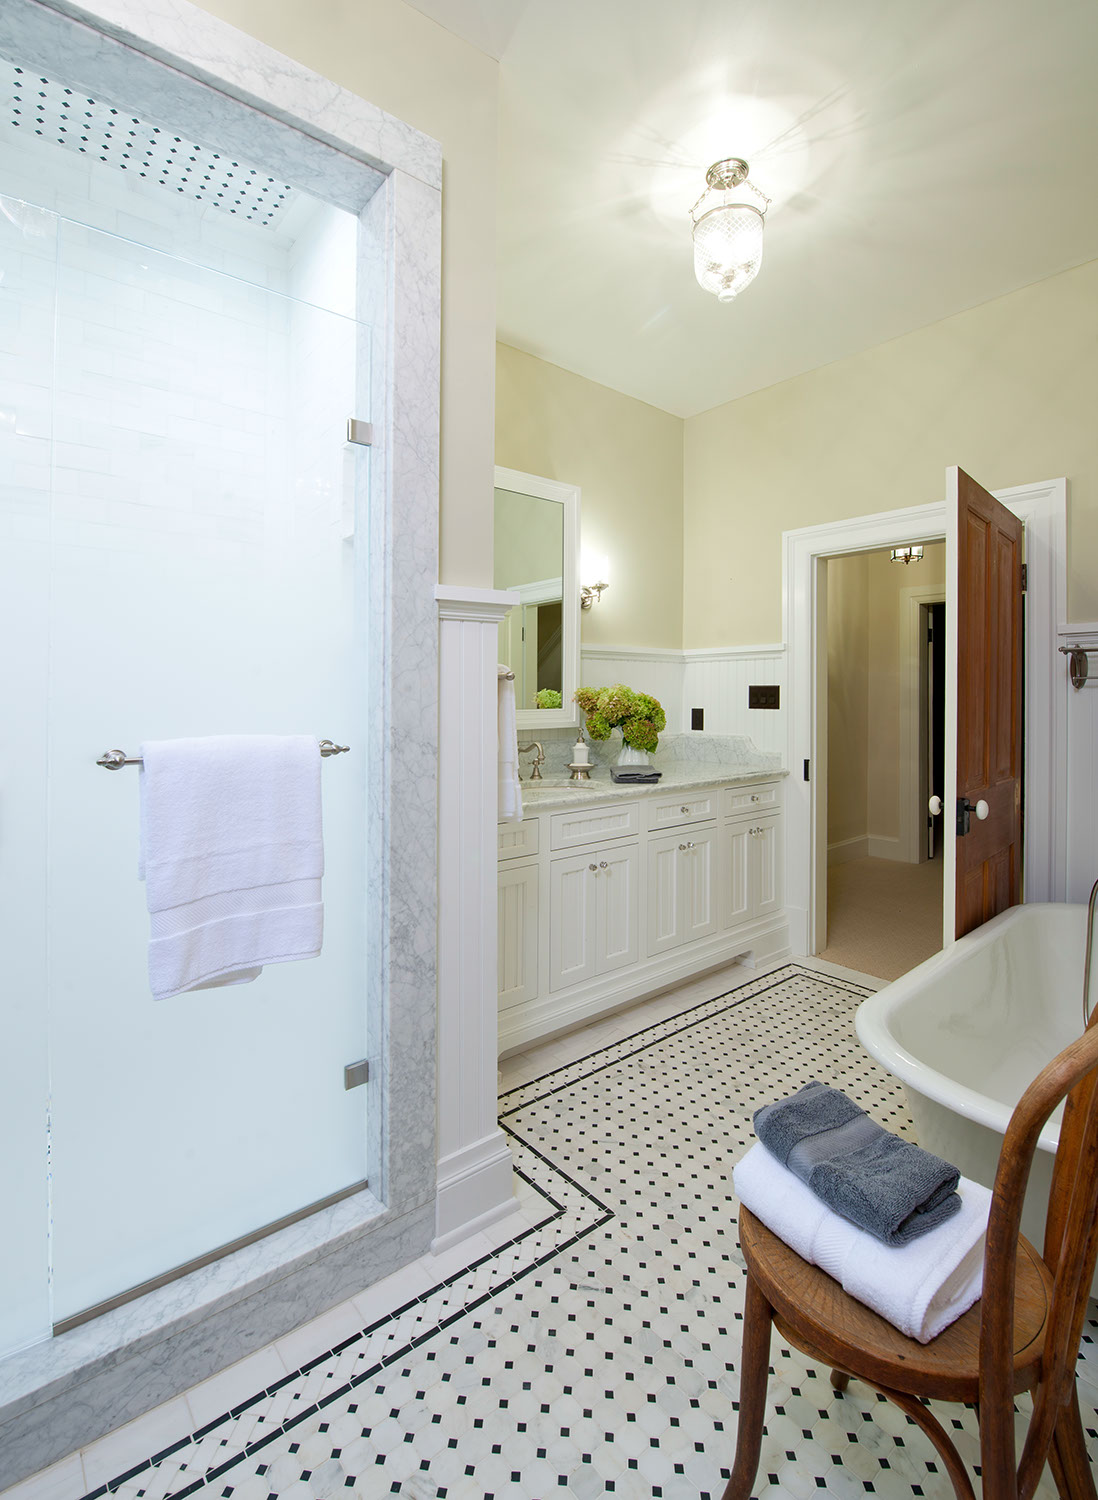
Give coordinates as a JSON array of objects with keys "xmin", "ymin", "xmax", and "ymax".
[{"xmin": 816, "ymin": 545, "xmax": 947, "ymax": 980}]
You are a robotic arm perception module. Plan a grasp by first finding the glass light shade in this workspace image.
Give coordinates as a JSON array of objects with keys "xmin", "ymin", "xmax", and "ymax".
[{"xmin": 692, "ymin": 202, "xmax": 764, "ymax": 302}]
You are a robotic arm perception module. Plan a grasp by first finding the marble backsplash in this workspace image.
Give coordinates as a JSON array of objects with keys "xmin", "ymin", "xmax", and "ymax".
[{"xmin": 524, "ymin": 727, "xmax": 782, "ymax": 778}]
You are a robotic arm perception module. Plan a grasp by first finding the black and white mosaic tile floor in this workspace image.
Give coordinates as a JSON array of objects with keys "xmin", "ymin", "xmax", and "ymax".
[{"xmin": 16, "ymin": 963, "xmax": 1098, "ymax": 1499}]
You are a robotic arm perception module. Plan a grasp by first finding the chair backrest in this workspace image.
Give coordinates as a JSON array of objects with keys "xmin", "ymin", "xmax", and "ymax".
[{"xmin": 978, "ymin": 1016, "xmax": 1098, "ymax": 1499}]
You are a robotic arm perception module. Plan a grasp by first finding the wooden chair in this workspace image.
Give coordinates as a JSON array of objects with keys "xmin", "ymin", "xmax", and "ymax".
[{"xmin": 724, "ymin": 1021, "xmax": 1098, "ymax": 1500}]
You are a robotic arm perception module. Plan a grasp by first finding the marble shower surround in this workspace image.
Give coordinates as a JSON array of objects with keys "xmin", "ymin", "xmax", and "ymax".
[{"xmin": 0, "ymin": 0, "xmax": 440, "ymax": 1486}]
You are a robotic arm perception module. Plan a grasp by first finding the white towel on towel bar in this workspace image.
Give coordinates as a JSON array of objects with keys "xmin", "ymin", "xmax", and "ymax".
[
  {"xmin": 733, "ymin": 1143, "xmax": 992, "ymax": 1343},
  {"xmin": 498, "ymin": 665, "xmax": 523, "ymax": 823},
  {"xmin": 139, "ymin": 735, "xmax": 323, "ymax": 1000}
]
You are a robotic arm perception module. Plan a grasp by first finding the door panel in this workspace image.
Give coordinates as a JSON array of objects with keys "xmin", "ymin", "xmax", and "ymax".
[
  {"xmin": 952, "ymin": 468, "xmax": 1023, "ymax": 940},
  {"xmin": 682, "ymin": 830, "xmax": 718, "ymax": 943},
  {"xmin": 724, "ymin": 824, "xmax": 752, "ymax": 928},
  {"xmin": 498, "ymin": 864, "xmax": 539, "ymax": 1009},
  {"xmin": 597, "ymin": 844, "xmax": 639, "ymax": 974},
  {"xmin": 753, "ymin": 816, "xmax": 782, "ymax": 919},
  {"xmin": 646, "ymin": 837, "xmax": 682, "ymax": 956},
  {"xmin": 550, "ymin": 856, "xmax": 596, "ymax": 990}
]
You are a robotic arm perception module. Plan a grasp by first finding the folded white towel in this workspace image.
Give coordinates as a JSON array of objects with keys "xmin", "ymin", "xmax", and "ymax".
[
  {"xmin": 498, "ymin": 666, "xmax": 523, "ymax": 824},
  {"xmin": 733, "ymin": 1142, "xmax": 992, "ymax": 1343},
  {"xmin": 139, "ymin": 735, "xmax": 323, "ymax": 1001}
]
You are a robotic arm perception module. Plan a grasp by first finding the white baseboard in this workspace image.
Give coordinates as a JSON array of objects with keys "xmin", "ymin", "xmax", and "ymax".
[
  {"xmin": 827, "ymin": 836, "xmax": 868, "ymax": 866},
  {"xmin": 434, "ymin": 1131, "xmax": 517, "ymax": 1250},
  {"xmin": 867, "ymin": 835, "xmax": 906, "ymax": 861}
]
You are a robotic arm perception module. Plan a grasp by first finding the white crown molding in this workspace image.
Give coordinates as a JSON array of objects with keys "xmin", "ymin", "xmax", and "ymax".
[{"xmin": 435, "ymin": 584, "xmax": 518, "ymax": 623}]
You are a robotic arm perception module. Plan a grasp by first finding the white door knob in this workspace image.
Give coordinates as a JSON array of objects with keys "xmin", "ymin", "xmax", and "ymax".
[
  {"xmin": 928, "ymin": 796, "xmax": 942, "ymax": 816},
  {"xmin": 975, "ymin": 799, "xmax": 989, "ymax": 821}
]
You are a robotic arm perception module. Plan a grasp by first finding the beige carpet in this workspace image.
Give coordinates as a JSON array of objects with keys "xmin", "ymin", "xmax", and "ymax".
[{"xmin": 817, "ymin": 855, "xmax": 944, "ymax": 981}]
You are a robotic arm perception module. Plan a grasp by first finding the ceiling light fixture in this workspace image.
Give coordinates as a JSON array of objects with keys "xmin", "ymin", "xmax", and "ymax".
[
  {"xmin": 890, "ymin": 546, "xmax": 925, "ymax": 565},
  {"xmin": 690, "ymin": 158, "xmax": 770, "ymax": 303}
]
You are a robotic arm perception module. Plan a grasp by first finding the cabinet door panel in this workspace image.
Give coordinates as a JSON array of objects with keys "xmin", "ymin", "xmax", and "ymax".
[
  {"xmin": 682, "ymin": 828, "xmax": 718, "ymax": 943},
  {"xmin": 498, "ymin": 863, "xmax": 539, "ymax": 1010},
  {"xmin": 550, "ymin": 855, "xmax": 596, "ymax": 991},
  {"xmin": 724, "ymin": 823, "xmax": 752, "ymax": 928},
  {"xmin": 597, "ymin": 844, "xmax": 640, "ymax": 975},
  {"xmin": 646, "ymin": 836, "xmax": 682, "ymax": 956},
  {"xmin": 753, "ymin": 815, "xmax": 781, "ymax": 918}
]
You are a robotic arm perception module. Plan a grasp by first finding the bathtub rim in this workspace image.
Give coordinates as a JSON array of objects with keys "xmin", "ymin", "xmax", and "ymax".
[{"xmin": 854, "ymin": 903, "xmax": 1074, "ymax": 1157}]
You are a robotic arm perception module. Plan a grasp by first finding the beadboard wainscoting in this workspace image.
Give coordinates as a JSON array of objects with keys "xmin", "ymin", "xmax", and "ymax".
[
  {"xmin": 1064, "ymin": 624, "xmax": 1098, "ymax": 903},
  {"xmin": 581, "ymin": 644, "xmax": 787, "ymax": 753},
  {"xmin": 434, "ymin": 588, "xmax": 520, "ymax": 1252}
]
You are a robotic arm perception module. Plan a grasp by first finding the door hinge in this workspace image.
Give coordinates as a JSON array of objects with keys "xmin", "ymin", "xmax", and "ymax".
[
  {"xmin": 346, "ymin": 418, "xmax": 374, "ymax": 447},
  {"xmin": 344, "ymin": 1059, "xmax": 369, "ymax": 1090},
  {"xmin": 1021, "ymin": 563, "xmax": 1027, "ymax": 592}
]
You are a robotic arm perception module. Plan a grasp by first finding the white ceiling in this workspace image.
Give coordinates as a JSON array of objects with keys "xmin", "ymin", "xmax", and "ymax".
[{"xmin": 408, "ymin": 0, "xmax": 1098, "ymax": 418}]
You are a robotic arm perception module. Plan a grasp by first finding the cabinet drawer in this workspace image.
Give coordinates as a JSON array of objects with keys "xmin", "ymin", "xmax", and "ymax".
[
  {"xmin": 498, "ymin": 818, "xmax": 539, "ymax": 861},
  {"xmin": 724, "ymin": 781, "xmax": 781, "ymax": 820},
  {"xmin": 646, "ymin": 791, "xmax": 719, "ymax": 831},
  {"xmin": 549, "ymin": 802, "xmax": 640, "ymax": 850}
]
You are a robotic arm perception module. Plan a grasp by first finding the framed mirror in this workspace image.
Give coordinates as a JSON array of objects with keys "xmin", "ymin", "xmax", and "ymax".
[{"xmin": 494, "ymin": 465, "xmax": 580, "ymax": 731}]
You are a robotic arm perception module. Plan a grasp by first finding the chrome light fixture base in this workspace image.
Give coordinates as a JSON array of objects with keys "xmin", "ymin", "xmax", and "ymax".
[{"xmin": 691, "ymin": 157, "xmax": 770, "ymax": 303}]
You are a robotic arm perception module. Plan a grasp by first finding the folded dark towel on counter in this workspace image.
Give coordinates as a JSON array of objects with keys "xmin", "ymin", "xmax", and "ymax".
[
  {"xmin": 753, "ymin": 1080, "xmax": 961, "ymax": 1247},
  {"xmin": 610, "ymin": 767, "xmax": 662, "ymax": 783}
]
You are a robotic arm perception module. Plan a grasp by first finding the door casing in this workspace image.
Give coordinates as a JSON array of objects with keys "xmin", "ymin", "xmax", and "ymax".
[{"xmin": 783, "ymin": 478, "xmax": 1067, "ymax": 958}]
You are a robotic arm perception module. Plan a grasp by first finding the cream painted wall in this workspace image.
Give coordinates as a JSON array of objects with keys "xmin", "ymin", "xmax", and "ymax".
[
  {"xmin": 866, "ymin": 544, "xmax": 945, "ymax": 844},
  {"xmin": 190, "ymin": 0, "xmax": 499, "ymax": 588},
  {"xmin": 495, "ymin": 343, "xmax": 684, "ymax": 650},
  {"xmin": 826, "ymin": 554, "xmax": 869, "ymax": 848},
  {"xmin": 827, "ymin": 544, "xmax": 946, "ymax": 855},
  {"xmin": 685, "ymin": 258, "xmax": 1098, "ymax": 646}
]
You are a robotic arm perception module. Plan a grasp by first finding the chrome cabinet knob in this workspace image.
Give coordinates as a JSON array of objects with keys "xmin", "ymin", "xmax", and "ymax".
[
  {"xmin": 588, "ymin": 863, "xmax": 597, "ymax": 872},
  {"xmin": 599, "ymin": 860, "xmax": 608, "ymax": 868},
  {"xmin": 751, "ymin": 794, "xmax": 760, "ymax": 802},
  {"xmin": 680, "ymin": 805, "xmax": 689, "ymax": 814},
  {"xmin": 686, "ymin": 841, "xmax": 696, "ymax": 849}
]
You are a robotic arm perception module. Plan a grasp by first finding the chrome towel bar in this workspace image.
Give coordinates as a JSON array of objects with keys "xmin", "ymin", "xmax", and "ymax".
[{"xmin": 96, "ymin": 739, "xmax": 350, "ymax": 770}]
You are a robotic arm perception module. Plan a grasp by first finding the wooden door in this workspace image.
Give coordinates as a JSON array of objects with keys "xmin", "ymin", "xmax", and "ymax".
[{"xmin": 952, "ymin": 468, "xmax": 1024, "ymax": 938}]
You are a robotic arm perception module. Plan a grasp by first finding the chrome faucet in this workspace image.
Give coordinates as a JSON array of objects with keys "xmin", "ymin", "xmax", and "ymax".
[{"xmin": 517, "ymin": 742, "xmax": 545, "ymax": 780}]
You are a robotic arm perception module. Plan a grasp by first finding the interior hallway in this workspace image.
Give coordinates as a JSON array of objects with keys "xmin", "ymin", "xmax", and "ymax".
[{"xmin": 818, "ymin": 857, "xmax": 945, "ymax": 981}]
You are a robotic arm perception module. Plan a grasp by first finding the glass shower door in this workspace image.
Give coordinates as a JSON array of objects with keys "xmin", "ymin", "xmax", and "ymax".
[{"xmin": 44, "ymin": 216, "xmax": 372, "ymax": 1324}]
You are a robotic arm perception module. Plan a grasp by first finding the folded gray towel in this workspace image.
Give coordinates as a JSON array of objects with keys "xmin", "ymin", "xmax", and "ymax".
[{"xmin": 753, "ymin": 1080, "xmax": 961, "ymax": 1247}]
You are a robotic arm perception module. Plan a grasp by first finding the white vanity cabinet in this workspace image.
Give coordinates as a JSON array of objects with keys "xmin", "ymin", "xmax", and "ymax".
[{"xmin": 498, "ymin": 774, "xmax": 788, "ymax": 1052}]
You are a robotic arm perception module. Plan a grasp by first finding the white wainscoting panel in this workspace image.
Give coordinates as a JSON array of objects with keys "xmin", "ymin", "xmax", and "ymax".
[
  {"xmin": 581, "ymin": 648, "xmax": 686, "ymax": 731},
  {"xmin": 1064, "ymin": 627, "xmax": 1098, "ymax": 903},
  {"xmin": 581, "ymin": 644, "xmax": 787, "ymax": 753},
  {"xmin": 681, "ymin": 647, "xmax": 787, "ymax": 753}
]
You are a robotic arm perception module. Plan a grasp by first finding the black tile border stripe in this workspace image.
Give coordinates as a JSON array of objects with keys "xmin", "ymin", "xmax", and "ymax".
[{"xmin": 78, "ymin": 961, "xmax": 871, "ymax": 1499}]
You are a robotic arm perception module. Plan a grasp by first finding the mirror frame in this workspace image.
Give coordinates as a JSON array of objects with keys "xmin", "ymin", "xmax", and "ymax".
[{"xmin": 495, "ymin": 464, "xmax": 580, "ymax": 731}]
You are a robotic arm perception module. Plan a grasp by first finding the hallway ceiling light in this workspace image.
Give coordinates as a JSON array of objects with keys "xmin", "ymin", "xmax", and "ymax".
[
  {"xmin": 890, "ymin": 546, "xmax": 925, "ymax": 564},
  {"xmin": 690, "ymin": 158, "xmax": 770, "ymax": 303}
]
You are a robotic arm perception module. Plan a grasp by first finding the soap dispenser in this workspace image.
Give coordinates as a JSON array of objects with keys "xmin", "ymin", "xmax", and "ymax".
[{"xmin": 569, "ymin": 732, "xmax": 592, "ymax": 780}]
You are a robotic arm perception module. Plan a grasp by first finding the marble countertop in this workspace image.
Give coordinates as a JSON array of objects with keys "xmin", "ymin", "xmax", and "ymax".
[{"xmin": 513, "ymin": 762, "xmax": 787, "ymax": 814}]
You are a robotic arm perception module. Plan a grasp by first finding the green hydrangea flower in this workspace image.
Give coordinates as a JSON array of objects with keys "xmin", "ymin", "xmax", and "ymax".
[
  {"xmin": 572, "ymin": 684, "xmax": 665, "ymax": 753},
  {"xmin": 534, "ymin": 688, "xmax": 562, "ymax": 709}
]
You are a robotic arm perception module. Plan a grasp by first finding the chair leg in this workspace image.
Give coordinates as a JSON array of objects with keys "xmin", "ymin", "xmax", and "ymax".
[
  {"xmin": 884, "ymin": 1387, "xmax": 976, "ymax": 1500},
  {"xmin": 830, "ymin": 1370, "xmax": 850, "ymax": 1393},
  {"xmin": 1049, "ymin": 1383, "xmax": 1098, "ymax": 1500},
  {"xmin": 723, "ymin": 1271, "xmax": 774, "ymax": 1500}
]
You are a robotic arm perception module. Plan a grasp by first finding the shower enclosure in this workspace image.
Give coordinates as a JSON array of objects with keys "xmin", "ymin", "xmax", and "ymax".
[{"xmin": 0, "ymin": 39, "xmax": 379, "ymax": 1352}]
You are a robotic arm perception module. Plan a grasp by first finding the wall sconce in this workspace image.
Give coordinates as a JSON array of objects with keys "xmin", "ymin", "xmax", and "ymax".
[
  {"xmin": 581, "ymin": 551, "xmax": 610, "ymax": 610},
  {"xmin": 890, "ymin": 546, "xmax": 924, "ymax": 565}
]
